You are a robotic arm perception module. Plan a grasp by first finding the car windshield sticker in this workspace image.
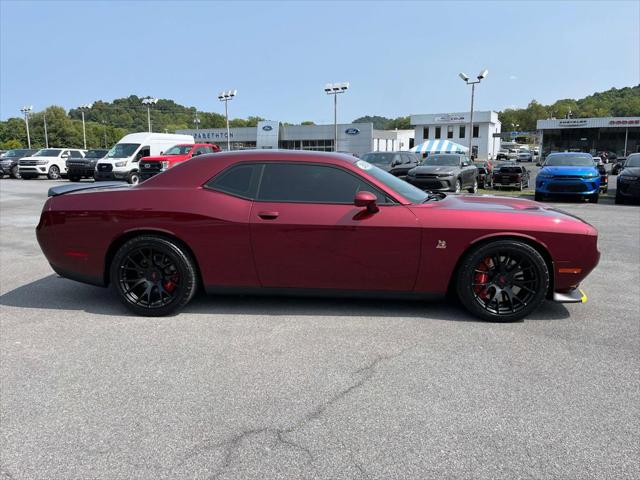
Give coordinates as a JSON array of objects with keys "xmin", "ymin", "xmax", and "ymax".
[{"xmin": 356, "ymin": 160, "xmax": 372, "ymax": 170}]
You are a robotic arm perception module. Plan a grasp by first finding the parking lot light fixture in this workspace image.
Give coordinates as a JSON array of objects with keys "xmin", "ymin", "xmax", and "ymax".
[
  {"xmin": 141, "ymin": 97, "xmax": 158, "ymax": 133},
  {"xmin": 78, "ymin": 103, "xmax": 93, "ymax": 149},
  {"xmin": 20, "ymin": 106, "xmax": 33, "ymax": 149},
  {"xmin": 194, "ymin": 112, "xmax": 201, "ymax": 130},
  {"xmin": 218, "ymin": 90, "xmax": 237, "ymax": 151},
  {"xmin": 459, "ymin": 70, "xmax": 488, "ymax": 158},
  {"xmin": 324, "ymin": 82, "xmax": 349, "ymax": 152}
]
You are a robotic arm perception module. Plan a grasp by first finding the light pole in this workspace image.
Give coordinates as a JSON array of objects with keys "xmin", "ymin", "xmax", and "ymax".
[
  {"xmin": 20, "ymin": 106, "xmax": 32, "ymax": 149},
  {"xmin": 78, "ymin": 103, "xmax": 93, "ymax": 149},
  {"xmin": 458, "ymin": 70, "xmax": 488, "ymax": 159},
  {"xmin": 324, "ymin": 82, "xmax": 349, "ymax": 152},
  {"xmin": 217, "ymin": 90, "xmax": 236, "ymax": 151},
  {"xmin": 43, "ymin": 110, "xmax": 49, "ymax": 148},
  {"xmin": 102, "ymin": 120, "xmax": 108, "ymax": 148},
  {"xmin": 194, "ymin": 112, "xmax": 201, "ymax": 130},
  {"xmin": 141, "ymin": 97, "xmax": 158, "ymax": 132}
]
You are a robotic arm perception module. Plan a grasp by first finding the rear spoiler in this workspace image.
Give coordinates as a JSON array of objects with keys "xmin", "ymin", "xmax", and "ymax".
[{"xmin": 47, "ymin": 181, "xmax": 129, "ymax": 197}]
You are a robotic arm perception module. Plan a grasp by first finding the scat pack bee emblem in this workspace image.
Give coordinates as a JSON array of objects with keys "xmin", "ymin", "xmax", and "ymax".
[{"xmin": 436, "ymin": 240, "xmax": 447, "ymax": 249}]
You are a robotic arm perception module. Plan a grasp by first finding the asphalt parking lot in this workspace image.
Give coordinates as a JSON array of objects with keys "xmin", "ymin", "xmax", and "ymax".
[{"xmin": 1, "ymin": 178, "xmax": 638, "ymax": 480}]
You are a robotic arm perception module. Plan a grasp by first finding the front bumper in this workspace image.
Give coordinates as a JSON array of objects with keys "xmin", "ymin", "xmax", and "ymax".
[
  {"xmin": 67, "ymin": 167, "xmax": 96, "ymax": 177},
  {"xmin": 616, "ymin": 179, "xmax": 640, "ymax": 199},
  {"xmin": 19, "ymin": 166, "xmax": 47, "ymax": 175},
  {"xmin": 94, "ymin": 170, "xmax": 129, "ymax": 181},
  {"xmin": 406, "ymin": 176, "xmax": 456, "ymax": 191},
  {"xmin": 553, "ymin": 288, "xmax": 587, "ymax": 304},
  {"xmin": 536, "ymin": 178, "xmax": 600, "ymax": 196}
]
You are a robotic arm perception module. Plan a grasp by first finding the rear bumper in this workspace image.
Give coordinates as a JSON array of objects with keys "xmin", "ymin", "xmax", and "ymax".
[{"xmin": 553, "ymin": 288, "xmax": 587, "ymax": 304}]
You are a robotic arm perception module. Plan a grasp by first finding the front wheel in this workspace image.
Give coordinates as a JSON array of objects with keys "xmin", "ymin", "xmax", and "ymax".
[
  {"xmin": 615, "ymin": 194, "xmax": 624, "ymax": 205},
  {"xmin": 468, "ymin": 179, "xmax": 478, "ymax": 194},
  {"xmin": 110, "ymin": 235, "xmax": 198, "ymax": 316},
  {"xmin": 454, "ymin": 179, "xmax": 461, "ymax": 193},
  {"xmin": 68, "ymin": 174, "xmax": 81, "ymax": 182},
  {"xmin": 10, "ymin": 165, "xmax": 21, "ymax": 179},
  {"xmin": 456, "ymin": 240, "xmax": 550, "ymax": 322},
  {"xmin": 47, "ymin": 165, "xmax": 60, "ymax": 180},
  {"xmin": 588, "ymin": 193, "xmax": 599, "ymax": 204},
  {"xmin": 534, "ymin": 192, "xmax": 544, "ymax": 202},
  {"xmin": 127, "ymin": 171, "xmax": 140, "ymax": 185}
]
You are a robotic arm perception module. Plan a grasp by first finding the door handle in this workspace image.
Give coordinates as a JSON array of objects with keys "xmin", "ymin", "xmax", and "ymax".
[{"xmin": 258, "ymin": 211, "xmax": 279, "ymax": 220}]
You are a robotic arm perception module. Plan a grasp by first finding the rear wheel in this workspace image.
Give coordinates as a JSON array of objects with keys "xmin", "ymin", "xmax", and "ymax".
[
  {"xmin": 127, "ymin": 171, "xmax": 140, "ymax": 185},
  {"xmin": 10, "ymin": 165, "xmax": 21, "ymax": 179},
  {"xmin": 468, "ymin": 179, "xmax": 478, "ymax": 194},
  {"xmin": 454, "ymin": 179, "xmax": 462, "ymax": 193},
  {"xmin": 47, "ymin": 165, "xmax": 60, "ymax": 180},
  {"xmin": 110, "ymin": 235, "xmax": 198, "ymax": 316},
  {"xmin": 456, "ymin": 240, "xmax": 549, "ymax": 322}
]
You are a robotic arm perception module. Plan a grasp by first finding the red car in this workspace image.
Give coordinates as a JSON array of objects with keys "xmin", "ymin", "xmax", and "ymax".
[
  {"xmin": 139, "ymin": 143, "xmax": 220, "ymax": 181},
  {"xmin": 37, "ymin": 150, "xmax": 599, "ymax": 322}
]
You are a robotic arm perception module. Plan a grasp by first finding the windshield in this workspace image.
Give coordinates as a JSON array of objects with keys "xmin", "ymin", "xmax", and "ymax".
[
  {"xmin": 3, "ymin": 149, "xmax": 28, "ymax": 158},
  {"xmin": 625, "ymin": 154, "xmax": 640, "ymax": 167},
  {"xmin": 164, "ymin": 145, "xmax": 193, "ymax": 155},
  {"xmin": 355, "ymin": 160, "xmax": 427, "ymax": 204},
  {"xmin": 34, "ymin": 149, "xmax": 62, "ymax": 157},
  {"xmin": 544, "ymin": 153, "xmax": 594, "ymax": 166},
  {"xmin": 421, "ymin": 154, "xmax": 461, "ymax": 167},
  {"xmin": 85, "ymin": 150, "xmax": 108, "ymax": 159},
  {"xmin": 106, "ymin": 143, "xmax": 140, "ymax": 159},
  {"xmin": 361, "ymin": 152, "xmax": 398, "ymax": 166}
]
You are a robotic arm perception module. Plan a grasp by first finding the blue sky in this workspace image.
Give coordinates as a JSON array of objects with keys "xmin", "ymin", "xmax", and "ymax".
[{"xmin": 1, "ymin": 0, "xmax": 638, "ymax": 123}]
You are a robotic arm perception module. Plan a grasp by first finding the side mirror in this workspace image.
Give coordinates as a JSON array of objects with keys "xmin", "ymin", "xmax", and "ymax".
[{"xmin": 354, "ymin": 191, "xmax": 379, "ymax": 213}]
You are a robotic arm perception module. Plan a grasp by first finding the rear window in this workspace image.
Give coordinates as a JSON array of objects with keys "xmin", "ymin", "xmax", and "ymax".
[{"xmin": 499, "ymin": 167, "xmax": 522, "ymax": 173}]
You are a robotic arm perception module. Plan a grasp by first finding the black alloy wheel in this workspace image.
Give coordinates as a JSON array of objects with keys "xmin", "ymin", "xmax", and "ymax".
[
  {"xmin": 111, "ymin": 236, "xmax": 198, "ymax": 316},
  {"xmin": 456, "ymin": 240, "xmax": 549, "ymax": 322}
]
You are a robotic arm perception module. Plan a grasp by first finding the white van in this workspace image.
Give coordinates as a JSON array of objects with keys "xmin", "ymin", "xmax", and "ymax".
[
  {"xmin": 19, "ymin": 148, "xmax": 86, "ymax": 180},
  {"xmin": 95, "ymin": 132, "xmax": 194, "ymax": 184}
]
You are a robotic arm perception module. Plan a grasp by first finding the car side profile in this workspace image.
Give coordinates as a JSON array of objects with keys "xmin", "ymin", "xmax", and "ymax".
[
  {"xmin": 66, "ymin": 149, "xmax": 109, "ymax": 182},
  {"xmin": 406, "ymin": 153, "xmax": 478, "ymax": 193},
  {"xmin": 615, "ymin": 153, "xmax": 640, "ymax": 204},
  {"xmin": 19, "ymin": 148, "xmax": 86, "ymax": 180},
  {"xmin": 0, "ymin": 148, "xmax": 38, "ymax": 178},
  {"xmin": 535, "ymin": 152, "xmax": 601, "ymax": 203},
  {"xmin": 37, "ymin": 150, "xmax": 599, "ymax": 322}
]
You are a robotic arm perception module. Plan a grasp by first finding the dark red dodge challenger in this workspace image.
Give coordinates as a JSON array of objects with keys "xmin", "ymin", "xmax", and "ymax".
[{"xmin": 37, "ymin": 150, "xmax": 600, "ymax": 321}]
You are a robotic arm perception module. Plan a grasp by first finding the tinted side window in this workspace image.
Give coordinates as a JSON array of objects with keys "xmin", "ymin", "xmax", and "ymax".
[
  {"xmin": 257, "ymin": 163, "xmax": 384, "ymax": 204},
  {"xmin": 70, "ymin": 151, "xmax": 83, "ymax": 158},
  {"xmin": 206, "ymin": 163, "xmax": 260, "ymax": 199}
]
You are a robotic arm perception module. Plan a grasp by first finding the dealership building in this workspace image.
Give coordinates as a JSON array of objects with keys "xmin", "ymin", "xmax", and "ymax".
[
  {"xmin": 177, "ymin": 121, "xmax": 414, "ymax": 157},
  {"xmin": 536, "ymin": 116, "xmax": 640, "ymax": 157},
  {"xmin": 410, "ymin": 111, "xmax": 501, "ymax": 160}
]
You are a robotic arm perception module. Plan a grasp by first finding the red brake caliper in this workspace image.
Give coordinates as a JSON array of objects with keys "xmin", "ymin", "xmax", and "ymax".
[
  {"xmin": 163, "ymin": 275, "xmax": 179, "ymax": 293},
  {"xmin": 474, "ymin": 257, "xmax": 491, "ymax": 300}
]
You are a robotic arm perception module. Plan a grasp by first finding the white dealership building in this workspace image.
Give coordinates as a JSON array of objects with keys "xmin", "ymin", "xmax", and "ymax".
[
  {"xmin": 410, "ymin": 111, "xmax": 501, "ymax": 160},
  {"xmin": 177, "ymin": 121, "xmax": 414, "ymax": 157}
]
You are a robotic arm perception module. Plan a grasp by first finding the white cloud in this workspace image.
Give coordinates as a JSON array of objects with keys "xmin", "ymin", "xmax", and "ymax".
[{"xmin": 509, "ymin": 75, "xmax": 518, "ymax": 80}]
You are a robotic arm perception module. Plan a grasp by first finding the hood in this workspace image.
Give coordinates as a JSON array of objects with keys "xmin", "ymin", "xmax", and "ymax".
[
  {"xmin": 140, "ymin": 154, "xmax": 189, "ymax": 163},
  {"xmin": 411, "ymin": 165, "xmax": 458, "ymax": 175},
  {"xmin": 620, "ymin": 166, "xmax": 640, "ymax": 177},
  {"xmin": 540, "ymin": 166, "xmax": 597, "ymax": 176}
]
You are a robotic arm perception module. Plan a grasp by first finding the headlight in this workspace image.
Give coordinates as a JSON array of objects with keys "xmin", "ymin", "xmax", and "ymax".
[
  {"xmin": 407, "ymin": 170, "xmax": 415, "ymax": 176},
  {"xmin": 583, "ymin": 173, "xmax": 599, "ymax": 179},
  {"xmin": 114, "ymin": 161, "xmax": 127, "ymax": 167},
  {"xmin": 620, "ymin": 175, "xmax": 639, "ymax": 181},
  {"xmin": 437, "ymin": 173, "xmax": 453, "ymax": 177},
  {"xmin": 537, "ymin": 172, "xmax": 552, "ymax": 179},
  {"xmin": 161, "ymin": 161, "xmax": 169, "ymax": 170}
]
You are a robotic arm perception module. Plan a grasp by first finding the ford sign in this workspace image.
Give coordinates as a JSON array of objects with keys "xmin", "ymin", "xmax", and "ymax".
[
  {"xmin": 262, "ymin": 125, "xmax": 273, "ymax": 131},
  {"xmin": 345, "ymin": 128, "xmax": 360, "ymax": 135}
]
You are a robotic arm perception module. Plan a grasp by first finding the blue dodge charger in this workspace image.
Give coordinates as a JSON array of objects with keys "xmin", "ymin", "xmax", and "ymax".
[{"xmin": 535, "ymin": 152, "xmax": 601, "ymax": 203}]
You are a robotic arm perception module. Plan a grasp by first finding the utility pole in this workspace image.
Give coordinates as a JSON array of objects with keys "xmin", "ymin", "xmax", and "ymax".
[
  {"xmin": 459, "ymin": 70, "xmax": 488, "ymax": 159},
  {"xmin": 78, "ymin": 103, "xmax": 93, "ymax": 149},
  {"xmin": 20, "ymin": 106, "xmax": 32, "ymax": 148},
  {"xmin": 324, "ymin": 82, "xmax": 349, "ymax": 152},
  {"xmin": 43, "ymin": 111, "xmax": 49, "ymax": 148},
  {"xmin": 218, "ymin": 90, "xmax": 237, "ymax": 151},
  {"xmin": 141, "ymin": 97, "xmax": 158, "ymax": 132}
]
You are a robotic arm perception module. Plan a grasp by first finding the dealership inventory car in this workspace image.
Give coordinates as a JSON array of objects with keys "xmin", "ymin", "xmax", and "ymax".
[
  {"xmin": 0, "ymin": 148, "xmax": 37, "ymax": 178},
  {"xmin": 535, "ymin": 152, "xmax": 601, "ymax": 203},
  {"xmin": 615, "ymin": 153, "xmax": 640, "ymax": 204},
  {"xmin": 360, "ymin": 151, "xmax": 420, "ymax": 178},
  {"xmin": 37, "ymin": 150, "xmax": 600, "ymax": 322},
  {"xmin": 473, "ymin": 160, "xmax": 493, "ymax": 188},
  {"xmin": 66, "ymin": 149, "xmax": 109, "ymax": 182},
  {"xmin": 19, "ymin": 148, "xmax": 85, "ymax": 179},
  {"xmin": 492, "ymin": 163, "xmax": 530, "ymax": 190},
  {"xmin": 517, "ymin": 150, "xmax": 533, "ymax": 162},
  {"xmin": 139, "ymin": 143, "xmax": 221, "ymax": 181},
  {"xmin": 406, "ymin": 153, "xmax": 478, "ymax": 193}
]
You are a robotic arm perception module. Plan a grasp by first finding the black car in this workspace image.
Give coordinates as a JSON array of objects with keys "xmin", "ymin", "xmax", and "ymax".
[
  {"xmin": 615, "ymin": 153, "xmax": 640, "ymax": 204},
  {"xmin": 0, "ymin": 149, "xmax": 38, "ymax": 179},
  {"xmin": 66, "ymin": 149, "xmax": 109, "ymax": 182},
  {"xmin": 473, "ymin": 161, "xmax": 493, "ymax": 188},
  {"xmin": 492, "ymin": 162, "xmax": 530, "ymax": 191},
  {"xmin": 406, "ymin": 153, "xmax": 478, "ymax": 193},
  {"xmin": 360, "ymin": 151, "xmax": 419, "ymax": 177}
]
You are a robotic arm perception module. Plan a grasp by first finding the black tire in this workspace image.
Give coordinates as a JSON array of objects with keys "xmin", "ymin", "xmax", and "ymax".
[
  {"xmin": 534, "ymin": 192, "xmax": 544, "ymax": 202},
  {"xmin": 69, "ymin": 174, "xmax": 81, "ymax": 182},
  {"xmin": 588, "ymin": 194, "xmax": 599, "ymax": 204},
  {"xmin": 456, "ymin": 240, "xmax": 550, "ymax": 322},
  {"xmin": 127, "ymin": 171, "xmax": 140, "ymax": 185},
  {"xmin": 454, "ymin": 179, "xmax": 462, "ymax": 193},
  {"xmin": 10, "ymin": 165, "xmax": 21, "ymax": 179},
  {"xmin": 615, "ymin": 194, "xmax": 624, "ymax": 205},
  {"xmin": 47, "ymin": 165, "xmax": 60, "ymax": 180},
  {"xmin": 110, "ymin": 235, "xmax": 198, "ymax": 317},
  {"xmin": 468, "ymin": 179, "xmax": 478, "ymax": 194}
]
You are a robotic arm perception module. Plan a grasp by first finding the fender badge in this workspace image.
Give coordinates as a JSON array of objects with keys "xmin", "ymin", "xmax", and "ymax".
[{"xmin": 436, "ymin": 240, "xmax": 447, "ymax": 249}]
